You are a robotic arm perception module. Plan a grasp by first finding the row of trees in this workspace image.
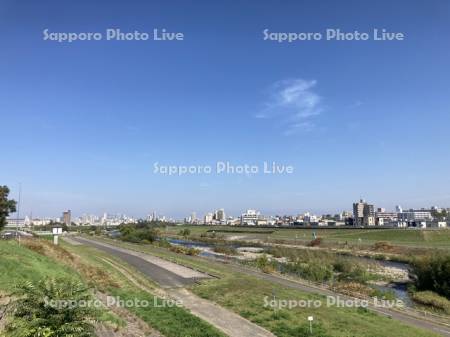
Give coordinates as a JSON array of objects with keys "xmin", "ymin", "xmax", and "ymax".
[{"xmin": 118, "ymin": 221, "xmax": 162, "ymax": 243}]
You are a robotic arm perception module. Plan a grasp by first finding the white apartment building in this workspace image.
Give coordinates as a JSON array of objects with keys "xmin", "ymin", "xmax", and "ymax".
[
  {"xmin": 204, "ymin": 213, "xmax": 213, "ymax": 224},
  {"xmin": 398, "ymin": 210, "xmax": 433, "ymax": 222},
  {"xmin": 241, "ymin": 209, "xmax": 260, "ymax": 225}
]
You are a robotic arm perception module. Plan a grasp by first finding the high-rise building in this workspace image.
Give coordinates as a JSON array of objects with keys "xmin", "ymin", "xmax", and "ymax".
[
  {"xmin": 204, "ymin": 213, "xmax": 213, "ymax": 224},
  {"xmin": 216, "ymin": 209, "xmax": 225, "ymax": 222},
  {"xmin": 353, "ymin": 200, "xmax": 374, "ymax": 226},
  {"xmin": 62, "ymin": 210, "xmax": 71, "ymax": 226}
]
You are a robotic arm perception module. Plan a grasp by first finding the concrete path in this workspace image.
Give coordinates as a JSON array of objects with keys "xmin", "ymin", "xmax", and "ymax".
[
  {"xmin": 70, "ymin": 236, "xmax": 209, "ymax": 288},
  {"xmin": 88, "ymin": 247, "xmax": 276, "ymax": 337},
  {"xmin": 169, "ymin": 288, "xmax": 275, "ymax": 337}
]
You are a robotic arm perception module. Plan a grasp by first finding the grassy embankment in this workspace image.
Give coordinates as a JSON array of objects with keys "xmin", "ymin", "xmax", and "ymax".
[
  {"xmin": 90, "ymin": 236, "xmax": 441, "ymax": 337},
  {"xmin": 0, "ymin": 239, "xmax": 226, "ymax": 337},
  {"xmin": 161, "ymin": 225, "xmax": 450, "ymax": 249}
]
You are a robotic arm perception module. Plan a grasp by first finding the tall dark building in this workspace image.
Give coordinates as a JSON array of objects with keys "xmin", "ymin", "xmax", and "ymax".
[{"xmin": 62, "ymin": 210, "xmax": 71, "ymax": 226}]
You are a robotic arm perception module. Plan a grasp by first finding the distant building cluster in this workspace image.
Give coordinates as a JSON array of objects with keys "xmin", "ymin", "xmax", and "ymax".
[
  {"xmin": 186, "ymin": 209, "xmax": 228, "ymax": 225},
  {"xmin": 184, "ymin": 200, "xmax": 448, "ymax": 229},
  {"xmin": 351, "ymin": 199, "xmax": 447, "ymax": 228},
  {"xmin": 5, "ymin": 200, "xmax": 449, "ymax": 229}
]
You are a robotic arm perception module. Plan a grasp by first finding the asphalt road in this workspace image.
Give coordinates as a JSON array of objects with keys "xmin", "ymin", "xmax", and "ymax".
[{"xmin": 71, "ymin": 237, "xmax": 207, "ymax": 288}]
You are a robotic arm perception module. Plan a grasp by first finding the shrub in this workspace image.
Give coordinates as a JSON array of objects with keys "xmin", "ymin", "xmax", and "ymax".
[
  {"xmin": 285, "ymin": 261, "xmax": 333, "ymax": 282},
  {"xmin": 5, "ymin": 278, "xmax": 98, "ymax": 337},
  {"xmin": 371, "ymin": 288, "xmax": 397, "ymax": 301},
  {"xmin": 410, "ymin": 253, "xmax": 450, "ymax": 298},
  {"xmin": 308, "ymin": 238, "xmax": 323, "ymax": 247},
  {"xmin": 332, "ymin": 258, "xmax": 353, "ymax": 274},
  {"xmin": 168, "ymin": 245, "xmax": 200, "ymax": 256},
  {"xmin": 157, "ymin": 238, "xmax": 172, "ymax": 248},
  {"xmin": 372, "ymin": 241, "xmax": 394, "ymax": 252},
  {"xmin": 256, "ymin": 254, "xmax": 275, "ymax": 273},
  {"xmin": 411, "ymin": 291, "xmax": 450, "ymax": 314},
  {"xmin": 337, "ymin": 264, "xmax": 373, "ymax": 284},
  {"xmin": 178, "ymin": 228, "xmax": 191, "ymax": 238},
  {"xmin": 213, "ymin": 245, "xmax": 238, "ymax": 256}
]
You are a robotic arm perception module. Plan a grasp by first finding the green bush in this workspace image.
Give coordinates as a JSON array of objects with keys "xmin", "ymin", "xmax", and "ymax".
[
  {"xmin": 157, "ymin": 238, "xmax": 172, "ymax": 248},
  {"xmin": 121, "ymin": 228, "xmax": 159, "ymax": 243},
  {"xmin": 411, "ymin": 291, "xmax": 450, "ymax": 314},
  {"xmin": 284, "ymin": 261, "xmax": 333, "ymax": 282},
  {"xmin": 337, "ymin": 264, "xmax": 373, "ymax": 284},
  {"xmin": 256, "ymin": 254, "xmax": 276, "ymax": 273},
  {"xmin": 178, "ymin": 228, "xmax": 191, "ymax": 238},
  {"xmin": 410, "ymin": 253, "xmax": 450, "ymax": 298},
  {"xmin": 213, "ymin": 245, "xmax": 238, "ymax": 256},
  {"xmin": 5, "ymin": 278, "xmax": 98, "ymax": 337}
]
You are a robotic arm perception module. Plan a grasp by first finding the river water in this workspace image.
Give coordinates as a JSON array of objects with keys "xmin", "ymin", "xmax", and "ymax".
[{"xmin": 168, "ymin": 237, "xmax": 413, "ymax": 306}]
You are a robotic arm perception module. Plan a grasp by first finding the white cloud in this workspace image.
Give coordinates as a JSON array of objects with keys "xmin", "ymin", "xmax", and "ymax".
[{"xmin": 259, "ymin": 79, "xmax": 323, "ymax": 135}]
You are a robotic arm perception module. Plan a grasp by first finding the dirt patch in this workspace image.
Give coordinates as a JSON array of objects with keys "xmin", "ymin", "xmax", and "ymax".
[
  {"xmin": 95, "ymin": 292, "xmax": 162, "ymax": 337},
  {"xmin": 21, "ymin": 238, "xmax": 118, "ymax": 289}
]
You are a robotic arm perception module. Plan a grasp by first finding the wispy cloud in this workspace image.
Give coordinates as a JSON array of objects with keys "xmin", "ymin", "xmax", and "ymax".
[
  {"xmin": 258, "ymin": 79, "xmax": 323, "ymax": 135},
  {"xmin": 348, "ymin": 100, "xmax": 363, "ymax": 108}
]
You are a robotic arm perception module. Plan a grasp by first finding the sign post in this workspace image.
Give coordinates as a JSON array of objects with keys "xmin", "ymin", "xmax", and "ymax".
[
  {"xmin": 52, "ymin": 227, "xmax": 62, "ymax": 245},
  {"xmin": 308, "ymin": 316, "xmax": 314, "ymax": 334}
]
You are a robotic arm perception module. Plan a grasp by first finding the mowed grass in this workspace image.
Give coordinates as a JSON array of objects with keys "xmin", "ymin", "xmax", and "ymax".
[
  {"xmin": 164, "ymin": 225, "xmax": 450, "ymax": 248},
  {"xmin": 62, "ymin": 241, "xmax": 227, "ymax": 337},
  {"xmin": 0, "ymin": 240, "xmax": 81, "ymax": 289},
  {"xmin": 270, "ymin": 228, "xmax": 450, "ymax": 248},
  {"xmin": 0, "ymin": 239, "xmax": 226, "ymax": 337},
  {"xmin": 192, "ymin": 274, "xmax": 439, "ymax": 337}
]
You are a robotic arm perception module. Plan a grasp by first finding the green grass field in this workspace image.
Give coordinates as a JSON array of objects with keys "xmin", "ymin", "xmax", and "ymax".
[
  {"xmin": 0, "ymin": 240, "xmax": 81, "ymax": 289},
  {"xmin": 164, "ymin": 225, "xmax": 450, "ymax": 248},
  {"xmin": 62, "ymin": 241, "xmax": 227, "ymax": 337},
  {"xmin": 0, "ymin": 239, "xmax": 226, "ymax": 337},
  {"xmin": 93, "ymin": 237, "xmax": 441, "ymax": 337}
]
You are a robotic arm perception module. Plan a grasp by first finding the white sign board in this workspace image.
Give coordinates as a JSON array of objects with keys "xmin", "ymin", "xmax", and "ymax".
[
  {"xmin": 52, "ymin": 227, "xmax": 62, "ymax": 235},
  {"xmin": 308, "ymin": 316, "xmax": 314, "ymax": 321}
]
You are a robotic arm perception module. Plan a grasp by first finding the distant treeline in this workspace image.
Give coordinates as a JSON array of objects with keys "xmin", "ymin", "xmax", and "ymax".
[
  {"xmin": 118, "ymin": 221, "xmax": 166, "ymax": 243},
  {"xmin": 206, "ymin": 229, "xmax": 275, "ymax": 234}
]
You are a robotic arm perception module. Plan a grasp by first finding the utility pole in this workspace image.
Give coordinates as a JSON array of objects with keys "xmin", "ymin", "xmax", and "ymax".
[{"xmin": 16, "ymin": 183, "xmax": 22, "ymax": 244}]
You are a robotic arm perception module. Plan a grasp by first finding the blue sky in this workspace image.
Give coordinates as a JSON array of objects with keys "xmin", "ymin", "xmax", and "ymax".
[{"xmin": 1, "ymin": 0, "xmax": 450, "ymax": 218}]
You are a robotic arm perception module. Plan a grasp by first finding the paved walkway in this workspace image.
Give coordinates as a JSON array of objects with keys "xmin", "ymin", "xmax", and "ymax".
[
  {"xmin": 170, "ymin": 288, "xmax": 275, "ymax": 337},
  {"xmin": 71, "ymin": 236, "xmax": 209, "ymax": 288}
]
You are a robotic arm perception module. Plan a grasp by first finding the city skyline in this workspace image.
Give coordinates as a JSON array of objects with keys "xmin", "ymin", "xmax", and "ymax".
[
  {"xmin": 2, "ymin": 0, "xmax": 450, "ymax": 218},
  {"xmin": 6, "ymin": 191, "xmax": 448, "ymax": 221}
]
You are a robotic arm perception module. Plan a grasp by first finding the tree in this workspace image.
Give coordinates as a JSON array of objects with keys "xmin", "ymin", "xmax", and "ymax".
[
  {"xmin": 431, "ymin": 209, "xmax": 448, "ymax": 221},
  {"xmin": 178, "ymin": 228, "xmax": 191, "ymax": 239},
  {"xmin": 0, "ymin": 185, "xmax": 17, "ymax": 230}
]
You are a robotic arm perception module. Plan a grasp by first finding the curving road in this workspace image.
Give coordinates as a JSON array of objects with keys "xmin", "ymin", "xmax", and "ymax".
[{"xmin": 71, "ymin": 236, "xmax": 209, "ymax": 288}]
